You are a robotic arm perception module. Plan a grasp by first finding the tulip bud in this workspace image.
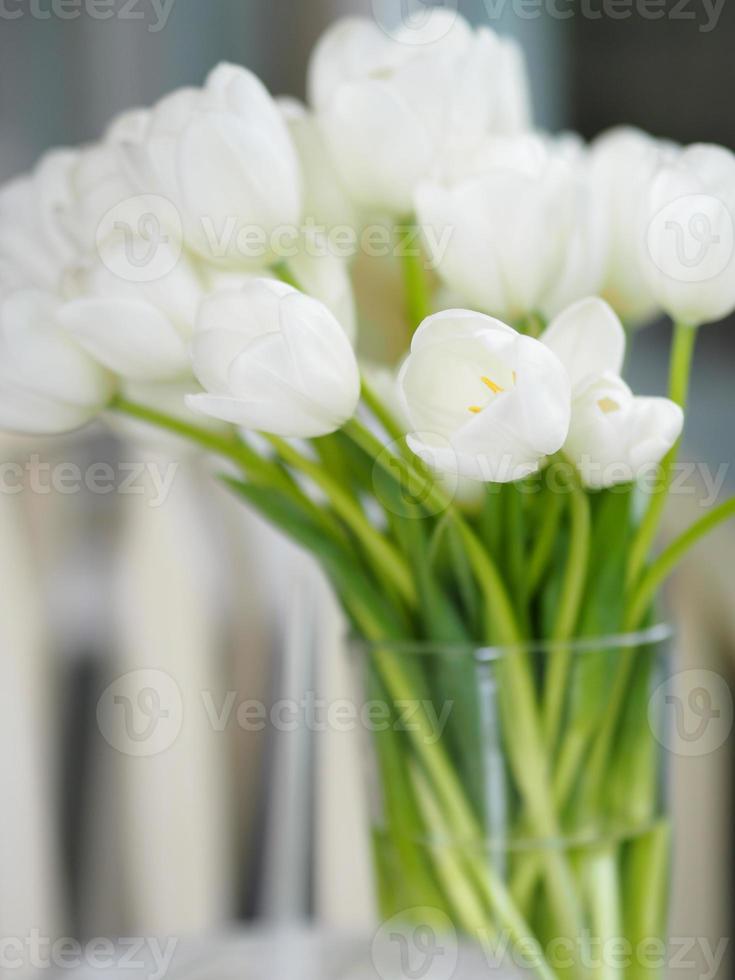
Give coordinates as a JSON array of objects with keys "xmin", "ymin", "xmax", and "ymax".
[
  {"xmin": 308, "ymin": 15, "xmax": 531, "ymax": 215},
  {"xmin": 0, "ymin": 290, "xmax": 113, "ymax": 434},
  {"xmin": 398, "ymin": 309, "xmax": 571, "ymax": 482},
  {"xmin": 119, "ymin": 64, "xmax": 302, "ymax": 267},
  {"xmin": 187, "ymin": 279, "xmax": 360, "ymax": 438},
  {"xmin": 416, "ymin": 134, "xmax": 607, "ymax": 322},
  {"xmin": 641, "ymin": 143, "xmax": 735, "ymax": 326},
  {"xmin": 541, "ymin": 298, "xmax": 684, "ymax": 488}
]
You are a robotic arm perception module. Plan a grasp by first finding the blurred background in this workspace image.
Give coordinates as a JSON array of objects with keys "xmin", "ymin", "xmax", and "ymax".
[{"xmin": 0, "ymin": 0, "xmax": 733, "ymax": 976}]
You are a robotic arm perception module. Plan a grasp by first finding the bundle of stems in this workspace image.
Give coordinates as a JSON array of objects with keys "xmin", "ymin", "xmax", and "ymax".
[{"xmin": 111, "ymin": 310, "xmax": 731, "ymax": 980}]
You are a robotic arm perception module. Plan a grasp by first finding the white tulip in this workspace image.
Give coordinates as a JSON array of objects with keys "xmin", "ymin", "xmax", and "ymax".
[
  {"xmin": 397, "ymin": 309, "xmax": 571, "ymax": 482},
  {"xmin": 590, "ymin": 127, "xmax": 676, "ymax": 325},
  {"xmin": 119, "ymin": 64, "xmax": 302, "ymax": 266},
  {"xmin": 308, "ymin": 14, "xmax": 531, "ymax": 215},
  {"xmin": 0, "ymin": 290, "xmax": 113, "ymax": 434},
  {"xmin": 0, "ymin": 150, "xmax": 80, "ymax": 294},
  {"xmin": 541, "ymin": 298, "xmax": 684, "ymax": 488},
  {"xmin": 278, "ymin": 98, "xmax": 356, "ymax": 230},
  {"xmin": 187, "ymin": 279, "xmax": 360, "ymax": 437},
  {"xmin": 640, "ymin": 143, "xmax": 735, "ymax": 326},
  {"xmin": 58, "ymin": 235, "xmax": 205, "ymax": 382},
  {"xmin": 416, "ymin": 134, "xmax": 607, "ymax": 322}
]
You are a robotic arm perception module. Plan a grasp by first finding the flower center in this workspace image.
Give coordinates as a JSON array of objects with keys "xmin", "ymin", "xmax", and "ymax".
[
  {"xmin": 597, "ymin": 397, "xmax": 621, "ymax": 414},
  {"xmin": 468, "ymin": 374, "xmax": 511, "ymax": 414}
]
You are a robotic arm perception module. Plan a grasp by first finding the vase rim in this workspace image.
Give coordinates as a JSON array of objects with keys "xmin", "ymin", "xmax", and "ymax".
[{"xmin": 354, "ymin": 622, "xmax": 674, "ymax": 661}]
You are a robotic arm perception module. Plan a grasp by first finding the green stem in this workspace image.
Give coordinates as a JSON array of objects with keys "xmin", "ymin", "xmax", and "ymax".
[
  {"xmin": 267, "ymin": 434, "xmax": 418, "ymax": 608},
  {"xmin": 400, "ymin": 221, "xmax": 431, "ymax": 332},
  {"xmin": 110, "ymin": 396, "xmax": 340, "ymax": 538},
  {"xmin": 626, "ymin": 495, "xmax": 735, "ymax": 631},
  {"xmin": 360, "ymin": 375, "xmax": 405, "ymax": 444},
  {"xmin": 111, "ymin": 395, "xmax": 263, "ymax": 469},
  {"xmin": 543, "ymin": 463, "xmax": 592, "ymax": 747},
  {"xmin": 527, "ymin": 488, "xmax": 564, "ymax": 595},
  {"xmin": 627, "ymin": 322, "xmax": 698, "ymax": 588}
]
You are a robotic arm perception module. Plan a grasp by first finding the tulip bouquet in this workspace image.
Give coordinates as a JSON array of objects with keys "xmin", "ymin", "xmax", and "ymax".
[{"xmin": 2, "ymin": 11, "xmax": 734, "ymax": 978}]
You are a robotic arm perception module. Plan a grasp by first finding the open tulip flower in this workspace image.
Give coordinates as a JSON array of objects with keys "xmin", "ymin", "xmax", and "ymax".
[
  {"xmin": 1, "ymin": 21, "xmax": 734, "ymax": 980},
  {"xmin": 398, "ymin": 310, "xmax": 571, "ymax": 482},
  {"xmin": 540, "ymin": 298, "xmax": 684, "ymax": 487}
]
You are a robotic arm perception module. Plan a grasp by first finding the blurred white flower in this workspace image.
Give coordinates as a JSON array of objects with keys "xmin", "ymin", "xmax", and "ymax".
[
  {"xmin": 0, "ymin": 290, "xmax": 113, "ymax": 434},
  {"xmin": 119, "ymin": 64, "xmax": 302, "ymax": 267},
  {"xmin": 590, "ymin": 127, "xmax": 677, "ymax": 326},
  {"xmin": 187, "ymin": 279, "xmax": 360, "ymax": 437},
  {"xmin": 278, "ymin": 97, "xmax": 357, "ymax": 230},
  {"xmin": 308, "ymin": 14, "xmax": 531, "ymax": 215},
  {"xmin": 398, "ymin": 309, "xmax": 571, "ymax": 482},
  {"xmin": 0, "ymin": 150, "xmax": 80, "ymax": 294},
  {"xmin": 641, "ymin": 143, "xmax": 735, "ymax": 326},
  {"xmin": 541, "ymin": 298, "xmax": 684, "ymax": 488},
  {"xmin": 416, "ymin": 134, "xmax": 607, "ymax": 322},
  {"xmin": 60, "ymin": 108, "xmax": 154, "ymax": 256},
  {"xmin": 58, "ymin": 236, "xmax": 205, "ymax": 382}
]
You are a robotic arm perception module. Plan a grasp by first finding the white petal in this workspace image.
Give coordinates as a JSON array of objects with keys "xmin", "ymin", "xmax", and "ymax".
[
  {"xmin": 320, "ymin": 79, "xmax": 432, "ymax": 214},
  {"xmin": 59, "ymin": 297, "xmax": 189, "ymax": 381},
  {"xmin": 411, "ymin": 308, "xmax": 515, "ymax": 352},
  {"xmin": 542, "ymin": 297, "xmax": 626, "ymax": 394}
]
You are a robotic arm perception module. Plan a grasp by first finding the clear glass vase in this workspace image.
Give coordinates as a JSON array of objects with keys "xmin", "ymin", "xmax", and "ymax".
[{"xmin": 353, "ymin": 625, "xmax": 673, "ymax": 980}]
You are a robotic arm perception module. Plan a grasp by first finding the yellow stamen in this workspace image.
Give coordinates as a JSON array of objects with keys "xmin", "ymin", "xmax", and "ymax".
[
  {"xmin": 598, "ymin": 397, "xmax": 620, "ymax": 414},
  {"xmin": 468, "ymin": 406, "xmax": 482, "ymax": 414},
  {"xmin": 481, "ymin": 376, "xmax": 504, "ymax": 394}
]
